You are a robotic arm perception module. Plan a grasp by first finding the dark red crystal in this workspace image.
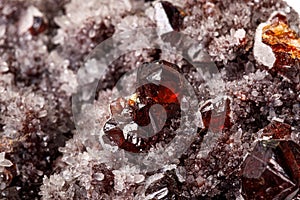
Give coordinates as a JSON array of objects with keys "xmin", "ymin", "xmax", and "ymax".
[
  {"xmin": 29, "ymin": 16, "xmax": 47, "ymax": 36},
  {"xmin": 200, "ymin": 98, "xmax": 232, "ymax": 132}
]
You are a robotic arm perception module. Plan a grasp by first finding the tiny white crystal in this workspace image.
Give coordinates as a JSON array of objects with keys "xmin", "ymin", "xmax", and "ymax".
[
  {"xmin": 0, "ymin": 60, "xmax": 9, "ymax": 73},
  {"xmin": 175, "ymin": 166, "xmax": 186, "ymax": 182},
  {"xmin": 146, "ymin": 187, "xmax": 168, "ymax": 200},
  {"xmin": 0, "ymin": 152, "xmax": 13, "ymax": 167},
  {"xmin": 134, "ymin": 174, "xmax": 145, "ymax": 183},
  {"xmin": 0, "ymin": 25, "xmax": 6, "ymax": 38},
  {"xmin": 234, "ymin": 28, "xmax": 246, "ymax": 41},
  {"xmin": 93, "ymin": 173, "xmax": 105, "ymax": 181}
]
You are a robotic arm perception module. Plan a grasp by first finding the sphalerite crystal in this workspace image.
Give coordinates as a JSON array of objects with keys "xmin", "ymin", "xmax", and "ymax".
[
  {"xmin": 241, "ymin": 140, "xmax": 300, "ymax": 199},
  {"xmin": 200, "ymin": 97, "xmax": 232, "ymax": 132},
  {"xmin": 103, "ymin": 61, "xmax": 182, "ymax": 153},
  {"xmin": 241, "ymin": 121, "xmax": 300, "ymax": 199},
  {"xmin": 29, "ymin": 16, "xmax": 47, "ymax": 36},
  {"xmin": 260, "ymin": 120, "xmax": 292, "ymax": 139}
]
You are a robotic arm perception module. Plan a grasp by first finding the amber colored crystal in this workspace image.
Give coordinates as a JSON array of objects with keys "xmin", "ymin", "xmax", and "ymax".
[
  {"xmin": 262, "ymin": 14, "xmax": 300, "ymax": 60},
  {"xmin": 262, "ymin": 14, "xmax": 300, "ymax": 82}
]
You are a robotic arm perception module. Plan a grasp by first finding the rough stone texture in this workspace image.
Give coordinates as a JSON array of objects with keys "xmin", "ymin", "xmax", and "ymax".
[{"xmin": 0, "ymin": 0, "xmax": 299, "ymax": 199}]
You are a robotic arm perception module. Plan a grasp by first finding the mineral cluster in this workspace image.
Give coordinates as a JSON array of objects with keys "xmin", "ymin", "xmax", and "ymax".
[{"xmin": 0, "ymin": 0, "xmax": 299, "ymax": 199}]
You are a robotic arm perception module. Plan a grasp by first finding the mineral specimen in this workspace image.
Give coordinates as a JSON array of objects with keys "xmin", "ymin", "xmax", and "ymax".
[{"xmin": 0, "ymin": 0, "xmax": 299, "ymax": 199}]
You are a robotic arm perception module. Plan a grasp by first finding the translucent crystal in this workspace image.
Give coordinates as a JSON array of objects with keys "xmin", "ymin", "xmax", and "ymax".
[{"xmin": 253, "ymin": 22, "xmax": 276, "ymax": 68}]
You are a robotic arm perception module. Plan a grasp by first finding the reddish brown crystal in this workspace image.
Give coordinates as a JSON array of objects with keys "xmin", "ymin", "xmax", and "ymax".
[
  {"xmin": 200, "ymin": 98, "xmax": 232, "ymax": 132},
  {"xmin": 103, "ymin": 61, "xmax": 183, "ymax": 153},
  {"xmin": 262, "ymin": 14, "xmax": 300, "ymax": 60},
  {"xmin": 161, "ymin": 1, "xmax": 186, "ymax": 31},
  {"xmin": 241, "ymin": 140, "xmax": 300, "ymax": 200},
  {"xmin": 29, "ymin": 16, "xmax": 47, "ymax": 36},
  {"xmin": 261, "ymin": 120, "xmax": 291, "ymax": 139},
  {"xmin": 103, "ymin": 119, "xmax": 125, "ymax": 147}
]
